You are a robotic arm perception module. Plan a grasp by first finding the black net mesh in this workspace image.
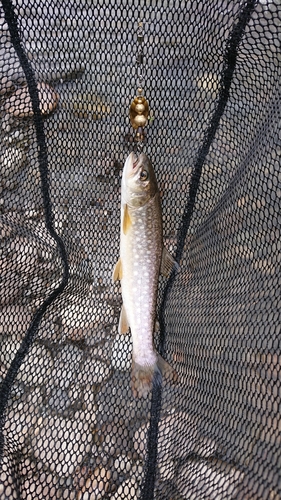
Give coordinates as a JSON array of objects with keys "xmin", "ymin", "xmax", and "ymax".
[{"xmin": 0, "ymin": 0, "xmax": 280, "ymax": 498}]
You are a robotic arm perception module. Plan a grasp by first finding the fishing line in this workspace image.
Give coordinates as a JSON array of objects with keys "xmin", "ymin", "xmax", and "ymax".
[{"xmin": 129, "ymin": 20, "xmax": 149, "ymax": 154}]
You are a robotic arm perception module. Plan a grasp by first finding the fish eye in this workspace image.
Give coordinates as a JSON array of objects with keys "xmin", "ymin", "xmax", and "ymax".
[{"xmin": 140, "ymin": 170, "xmax": 148, "ymax": 181}]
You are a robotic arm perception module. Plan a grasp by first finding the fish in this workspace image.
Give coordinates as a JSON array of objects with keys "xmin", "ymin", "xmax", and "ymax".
[{"xmin": 113, "ymin": 151, "xmax": 178, "ymax": 398}]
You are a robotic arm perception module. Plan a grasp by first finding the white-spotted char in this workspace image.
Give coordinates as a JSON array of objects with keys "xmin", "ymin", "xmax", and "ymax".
[{"xmin": 113, "ymin": 152, "xmax": 178, "ymax": 397}]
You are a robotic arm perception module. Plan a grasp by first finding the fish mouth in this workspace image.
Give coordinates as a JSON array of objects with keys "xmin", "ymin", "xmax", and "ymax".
[
  {"xmin": 126, "ymin": 151, "xmax": 145, "ymax": 178},
  {"xmin": 132, "ymin": 152, "xmax": 146, "ymax": 170},
  {"xmin": 131, "ymin": 152, "xmax": 139, "ymax": 170}
]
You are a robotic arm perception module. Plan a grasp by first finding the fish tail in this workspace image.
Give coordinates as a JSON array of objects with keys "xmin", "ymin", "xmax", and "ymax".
[{"xmin": 131, "ymin": 355, "xmax": 178, "ymax": 398}]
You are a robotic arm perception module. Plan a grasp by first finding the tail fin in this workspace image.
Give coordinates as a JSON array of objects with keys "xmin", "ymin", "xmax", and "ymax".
[{"xmin": 131, "ymin": 354, "xmax": 178, "ymax": 398}]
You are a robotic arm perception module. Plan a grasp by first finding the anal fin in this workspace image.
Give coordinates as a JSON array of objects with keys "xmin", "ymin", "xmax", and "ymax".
[{"xmin": 118, "ymin": 305, "xmax": 129, "ymax": 334}]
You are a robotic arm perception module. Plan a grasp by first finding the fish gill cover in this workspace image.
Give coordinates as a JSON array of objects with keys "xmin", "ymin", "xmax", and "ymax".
[{"xmin": 0, "ymin": 0, "xmax": 280, "ymax": 499}]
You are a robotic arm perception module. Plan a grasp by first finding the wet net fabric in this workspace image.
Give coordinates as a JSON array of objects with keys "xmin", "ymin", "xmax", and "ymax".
[{"xmin": 0, "ymin": 0, "xmax": 280, "ymax": 498}]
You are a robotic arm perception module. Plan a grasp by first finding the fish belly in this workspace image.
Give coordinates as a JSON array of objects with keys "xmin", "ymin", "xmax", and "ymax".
[{"xmin": 120, "ymin": 198, "xmax": 162, "ymax": 368}]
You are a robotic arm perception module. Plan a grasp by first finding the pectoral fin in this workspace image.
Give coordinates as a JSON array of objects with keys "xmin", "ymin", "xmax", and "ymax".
[
  {"xmin": 112, "ymin": 258, "xmax": 123, "ymax": 283},
  {"xmin": 160, "ymin": 247, "xmax": 180, "ymax": 277},
  {"xmin": 118, "ymin": 305, "xmax": 129, "ymax": 334},
  {"xmin": 123, "ymin": 204, "xmax": 132, "ymax": 235}
]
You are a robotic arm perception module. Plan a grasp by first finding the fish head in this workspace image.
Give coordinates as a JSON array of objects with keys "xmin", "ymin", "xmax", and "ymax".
[{"xmin": 122, "ymin": 152, "xmax": 158, "ymax": 207}]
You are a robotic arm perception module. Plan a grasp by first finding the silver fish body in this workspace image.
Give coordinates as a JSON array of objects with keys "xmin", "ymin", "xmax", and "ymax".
[{"xmin": 113, "ymin": 152, "xmax": 177, "ymax": 397}]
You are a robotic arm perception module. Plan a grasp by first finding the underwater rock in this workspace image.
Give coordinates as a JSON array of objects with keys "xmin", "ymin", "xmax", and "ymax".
[
  {"xmin": 2, "ymin": 178, "xmax": 19, "ymax": 191},
  {"xmin": 0, "ymin": 454, "xmax": 19, "ymax": 498},
  {"xmin": 158, "ymin": 411, "xmax": 218, "ymax": 461},
  {"xmin": 0, "ymin": 333, "xmax": 22, "ymax": 378},
  {"xmin": 10, "ymin": 236, "xmax": 39, "ymax": 275},
  {"xmin": 19, "ymin": 470, "xmax": 76, "ymax": 500},
  {"xmin": 0, "ymin": 146, "xmax": 26, "ymax": 179},
  {"xmin": 0, "ymin": 305, "xmax": 32, "ymax": 334},
  {"xmin": 77, "ymin": 358, "xmax": 112, "ymax": 386},
  {"xmin": 18, "ymin": 343, "xmax": 53, "ymax": 387},
  {"xmin": 60, "ymin": 88, "xmax": 111, "ymax": 119},
  {"xmin": 196, "ymin": 72, "xmax": 220, "ymax": 93},
  {"xmin": 4, "ymin": 129, "xmax": 27, "ymax": 147},
  {"xmin": 133, "ymin": 422, "xmax": 148, "ymax": 459},
  {"xmin": 0, "ymin": 216, "xmax": 13, "ymax": 239},
  {"xmin": 113, "ymin": 454, "xmax": 133, "ymax": 475},
  {"xmin": 36, "ymin": 61, "xmax": 85, "ymax": 83},
  {"xmin": 109, "ymin": 477, "xmax": 140, "ymax": 500},
  {"xmin": 50, "ymin": 344, "xmax": 84, "ymax": 389},
  {"xmin": 0, "ymin": 77, "xmax": 15, "ymax": 96},
  {"xmin": 82, "ymin": 384, "xmax": 97, "ymax": 413},
  {"xmin": 47, "ymin": 386, "xmax": 72, "ymax": 414},
  {"xmin": 134, "ymin": 411, "xmax": 218, "ymax": 462},
  {"xmin": 30, "ymin": 413, "xmax": 93, "ymax": 476},
  {"xmin": 176, "ymin": 459, "xmax": 244, "ymax": 500},
  {"xmin": 0, "ymin": 269, "xmax": 28, "ymax": 307},
  {"xmin": 110, "ymin": 332, "xmax": 132, "ymax": 372},
  {"xmin": 4, "ymin": 82, "xmax": 59, "ymax": 118},
  {"xmin": 158, "ymin": 458, "xmax": 176, "ymax": 482},
  {"xmin": 58, "ymin": 296, "xmax": 112, "ymax": 342},
  {"xmin": 74, "ymin": 465, "xmax": 111, "ymax": 500},
  {"xmin": 4, "ymin": 387, "xmax": 43, "ymax": 451}
]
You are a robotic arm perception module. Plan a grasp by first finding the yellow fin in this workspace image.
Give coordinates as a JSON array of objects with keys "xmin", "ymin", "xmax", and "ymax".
[
  {"xmin": 118, "ymin": 305, "xmax": 129, "ymax": 334},
  {"xmin": 160, "ymin": 247, "xmax": 180, "ymax": 277},
  {"xmin": 123, "ymin": 204, "xmax": 132, "ymax": 235},
  {"xmin": 112, "ymin": 258, "xmax": 122, "ymax": 283}
]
